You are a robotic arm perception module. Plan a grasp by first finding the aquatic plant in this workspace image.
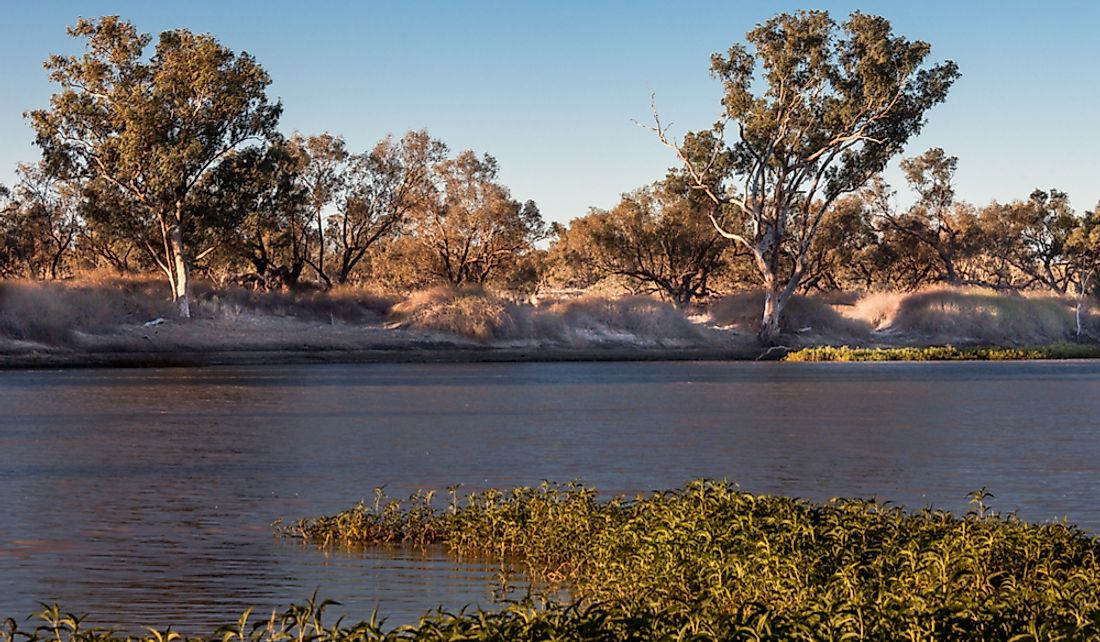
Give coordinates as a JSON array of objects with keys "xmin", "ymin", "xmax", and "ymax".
[
  {"xmin": 10, "ymin": 482, "xmax": 1100, "ymax": 640},
  {"xmin": 277, "ymin": 480, "xmax": 1100, "ymax": 640},
  {"xmin": 783, "ymin": 343, "xmax": 1100, "ymax": 361}
]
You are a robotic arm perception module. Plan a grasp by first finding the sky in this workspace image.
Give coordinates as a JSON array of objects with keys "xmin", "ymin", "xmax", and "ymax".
[{"xmin": 1, "ymin": 1, "xmax": 1097, "ymax": 224}]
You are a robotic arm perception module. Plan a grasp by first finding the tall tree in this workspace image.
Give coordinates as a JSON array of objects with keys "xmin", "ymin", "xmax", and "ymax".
[
  {"xmin": 1064, "ymin": 204, "xmax": 1100, "ymax": 339},
  {"xmin": 801, "ymin": 193, "xmax": 881, "ymax": 291},
  {"xmin": 990, "ymin": 189, "xmax": 1077, "ymax": 294},
  {"xmin": 30, "ymin": 16, "xmax": 281, "ymax": 316},
  {"xmin": 414, "ymin": 151, "xmax": 545, "ymax": 286},
  {"xmin": 290, "ymin": 133, "xmax": 349, "ymax": 287},
  {"xmin": 201, "ymin": 140, "xmax": 312, "ymax": 287},
  {"xmin": 876, "ymin": 148, "xmax": 982, "ymax": 285},
  {"xmin": 328, "ymin": 130, "xmax": 447, "ymax": 284},
  {"xmin": 655, "ymin": 10, "xmax": 958, "ymax": 342}
]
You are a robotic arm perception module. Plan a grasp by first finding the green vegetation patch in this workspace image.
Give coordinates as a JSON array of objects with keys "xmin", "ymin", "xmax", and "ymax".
[
  {"xmin": 784, "ymin": 343, "xmax": 1100, "ymax": 362},
  {"xmin": 269, "ymin": 481, "xmax": 1100, "ymax": 640}
]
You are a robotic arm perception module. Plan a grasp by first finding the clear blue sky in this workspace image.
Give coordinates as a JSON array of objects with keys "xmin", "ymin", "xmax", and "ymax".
[{"xmin": 1, "ymin": 1, "xmax": 1097, "ymax": 223}]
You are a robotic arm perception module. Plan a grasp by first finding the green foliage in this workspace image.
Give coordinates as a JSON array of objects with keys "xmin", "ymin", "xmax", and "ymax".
[
  {"xmin": 0, "ymin": 163, "xmax": 81, "ymax": 280},
  {"xmin": 201, "ymin": 141, "xmax": 312, "ymax": 288},
  {"xmin": 415, "ymin": 152, "xmax": 546, "ymax": 287},
  {"xmin": 547, "ymin": 181, "xmax": 732, "ymax": 308},
  {"xmin": 784, "ymin": 343, "xmax": 1100, "ymax": 361},
  {"xmin": 30, "ymin": 16, "xmax": 282, "ymax": 315},
  {"xmin": 277, "ymin": 480, "xmax": 1100, "ymax": 640},
  {"xmin": 663, "ymin": 10, "xmax": 959, "ymax": 341}
]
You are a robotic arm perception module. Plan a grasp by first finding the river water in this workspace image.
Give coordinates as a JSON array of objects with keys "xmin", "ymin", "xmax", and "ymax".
[{"xmin": 2, "ymin": 360, "xmax": 1099, "ymax": 633}]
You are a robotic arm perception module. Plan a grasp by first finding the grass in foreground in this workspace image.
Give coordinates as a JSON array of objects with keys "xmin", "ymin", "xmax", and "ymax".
[
  {"xmin": 784, "ymin": 343, "xmax": 1100, "ymax": 361},
  {"xmin": 270, "ymin": 481, "xmax": 1100, "ymax": 640}
]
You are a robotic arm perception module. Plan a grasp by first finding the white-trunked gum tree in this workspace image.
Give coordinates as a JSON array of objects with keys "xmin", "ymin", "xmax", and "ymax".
[
  {"xmin": 29, "ymin": 16, "xmax": 282, "ymax": 317},
  {"xmin": 654, "ymin": 10, "xmax": 959, "ymax": 343}
]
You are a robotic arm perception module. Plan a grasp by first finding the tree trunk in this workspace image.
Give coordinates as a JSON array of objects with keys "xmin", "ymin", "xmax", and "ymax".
[
  {"xmin": 759, "ymin": 280, "xmax": 782, "ymax": 344},
  {"xmin": 942, "ymin": 253, "xmax": 958, "ymax": 284},
  {"xmin": 1076, "ymin": 297, "xmax": 1083, "ymax": 340},
  {"xmin": 169, "ymin": 203, "xmax": 191, "ymax": 318},
  {"xmin": 314, "ymin": 205, "xmax": 329, "ymax": 287},
  {"xmin": 1075, "ymin": 275, "xmax": 1090, "ymax": 340}
]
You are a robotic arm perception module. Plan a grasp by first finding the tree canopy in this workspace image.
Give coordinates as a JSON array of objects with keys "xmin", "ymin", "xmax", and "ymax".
[
  {"xmin": 657, "ymin": 10, "xmax": 959, "ymax": 341},
  {"xmin": 29, "ymin": 16, "xmax": 281, "ymax": 316}
]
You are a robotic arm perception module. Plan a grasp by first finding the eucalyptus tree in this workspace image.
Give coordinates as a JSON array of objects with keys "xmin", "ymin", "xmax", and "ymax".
[
  {"xmin": 290, "ymin": 132, "xmax": 349, "ymax": 287},
  {"xmin": 30, "ymin": 16, "xmax": 282, "ymax": 316},
  {"xmin": 1065, "ymin": 204, "xmax": 1100, "ymax": 338},
  {"xmin": 201, "ymin": 140, "xmax": 312, "ymax": 287},
  {"xmin": 550, "ymin": 182, "xmax": 730, "ymax": 308},
  {"xmin": 875, "ymin": 148, "xmax": 984, "ymax": 285},
  {"xmin": 801, "ymin": 194, "xmax": 881, "ymax": 291},
  {"xmin": 328, "ymin": 130, "xmax": 447, "ymax": 284},
  {"xmin": 986, "ymin": 189, "xmax": 1077, "ymax": 293},
  {"xmin": 415, "ymin": 151, "xmax": 545, "ymax": 286},
  {"xmin": 0, "ymin": 162, "xmax": 82, "ymax": 279},
  {"xmin": 655, "ymin": 10, "xmax": 958, "ymax": 342}
]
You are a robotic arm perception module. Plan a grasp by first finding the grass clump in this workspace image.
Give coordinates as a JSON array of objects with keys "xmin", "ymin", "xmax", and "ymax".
[
  {"xmin": 538, "ymin": 296, "xmax": 704, "ymax": 347},
  {"xmin": 0, "ymin": 278, "xmax": 172, "ymax": 345},
  {"xmin": 277, "ymin": 480, "xmax": 1100, "ymax": 640},
  {"xmin": 784, "ymin": 343, "xmax": 1100, "ymax": 361},
  {"xmin": 708, "ymin": 291, "xmax": 871, "ymax": 340},
  {"xmin": 0, "ymin": 277, "xmax": 398, "ymax": 347},
  {"xmin": 194, "ymin": 283, "xmax": 396, "ymax": 322},
  {"xmin": 390, "ymin": 288, "xmax": 705, "ymax": 346},
  {"xmin": 4, "ymin": 598, "xmax": 708, "ymax": 642},
  {"xmin": 844, "ymin": 286, "xmax": 1100, "ymax": 344},
  {"xmin": 389, "ymin": 285, "xmax": 528, "ymax": 342}
]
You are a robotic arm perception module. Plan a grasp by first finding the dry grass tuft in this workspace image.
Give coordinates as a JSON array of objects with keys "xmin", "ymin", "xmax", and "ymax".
[
  {"xmin": 389, "ymin": 285, "xmax": 528, "ymax": 342},
  {"xmin": 540, "ymin": 295, "xmax": 704, "ymax": 346},
  {"xmin": 0, "ymin": 277, "xmax": 399, "ymax": 347},
  {"xmin": 391, "ymin": 289, "xmax": 705, "ymax": 346},
  {"xmin": 848, "ymin": 286, "xmax": 1091, "ymax": 345},
  {"xmin": 844, "ymin": 291, "xmax": 904, "ymax": 330},
  {"xmin": 194, "ymin": 283, "xmax": 396, "ymax": 322},
  {"xmin": 0, "ymin": 279, "xmax": 173, "ymax": 346},
  {"xmin": 707, "ymin": 290, "xmax": 871, "ymax": 340}
]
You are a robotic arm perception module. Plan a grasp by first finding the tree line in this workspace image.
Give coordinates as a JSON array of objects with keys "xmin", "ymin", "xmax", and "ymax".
[{"xmin": 1, "ymin": 12, "xmax": 1097, "ymax": 342}]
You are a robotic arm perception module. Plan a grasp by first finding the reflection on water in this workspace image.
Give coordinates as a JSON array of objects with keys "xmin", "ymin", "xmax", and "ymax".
[{"xmin": 2, "ymin": 360, "xmax": 1100, "ymax": 632}]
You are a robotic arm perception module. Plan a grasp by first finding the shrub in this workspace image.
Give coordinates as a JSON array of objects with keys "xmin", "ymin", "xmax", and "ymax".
[
  {"xmin": 193, "ymin": 283, "xmax": 396, "ymax": 322},
  {"xmin": 886, "ymin": 287, "xmax": 1075, "ymax": 344}
]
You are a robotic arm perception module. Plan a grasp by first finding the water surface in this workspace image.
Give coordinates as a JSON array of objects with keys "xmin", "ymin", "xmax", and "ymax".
[{"xmin": 2, "ymin": 360, "xmax": 1099, "ymax": 632}]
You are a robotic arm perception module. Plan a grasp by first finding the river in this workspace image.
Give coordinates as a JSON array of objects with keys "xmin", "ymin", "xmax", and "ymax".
[{"xmin": 2, "ymin": 360, "xmax": 1099, "ymax": 632}]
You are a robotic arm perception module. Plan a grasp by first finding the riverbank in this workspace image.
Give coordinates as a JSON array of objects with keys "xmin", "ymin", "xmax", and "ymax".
[{"xmin": 3, "ymin": 278, "xmax": 1099, "ymax": 368}]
